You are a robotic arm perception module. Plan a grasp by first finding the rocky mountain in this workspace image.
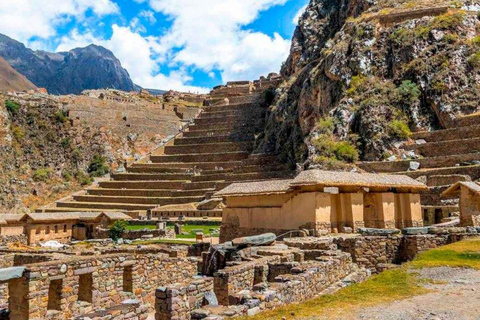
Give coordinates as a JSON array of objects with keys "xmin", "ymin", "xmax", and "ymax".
[
  {"xmin": 256, "ymin": 0, "xmax": 480, "ymax": 168},
  {"xmin": 0, "ymin": 34, "xmax": 135, "ymax": 95},
  {"xmin": 0, "ymin": 56, "xmax": 36, "ymax": 92}
]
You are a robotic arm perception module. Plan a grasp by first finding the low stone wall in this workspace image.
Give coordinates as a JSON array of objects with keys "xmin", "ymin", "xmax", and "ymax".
[
  {"xmin": 155, "ymin": 277, "xmax": 214, "ymax": 320},
  {"xmin": 5, "ymin": 252, "xmax": 199, "ymax": 319},
  {"xmin": 96, "ymin": 228, "xmax": 175, "ymax": 240},
  {"xmin": 213, "ymin": 256, "xmax": 281, "ymax": 305},
  {"xmin": 0, "ymin": 234, "xmax": 27, "ymax": 246}
]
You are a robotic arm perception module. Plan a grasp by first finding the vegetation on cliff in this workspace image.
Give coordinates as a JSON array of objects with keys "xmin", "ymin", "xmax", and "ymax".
[{"xmin": 255, "ymin": 0, "xmax": 480, "ymax": 167}]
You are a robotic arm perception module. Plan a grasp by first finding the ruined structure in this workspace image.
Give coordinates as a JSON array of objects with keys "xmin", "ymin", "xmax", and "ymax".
[
  {"xmin": 39, "ymin": 76, "xmax": 293, "ymax": 218},
  {"xmin": 0, "ymin": 211, "xmax": 134, "ymax": 245},
  {"xmin": 442, "ymin": 182, "xmax": 480, "ymax": 227},
  {"xmin": 217, "ymin": 170, "xmax": 426, "ymax": 242}
]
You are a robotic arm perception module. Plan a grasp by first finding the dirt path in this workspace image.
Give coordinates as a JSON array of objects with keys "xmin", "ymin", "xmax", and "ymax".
[{"xmin": 352, "ymin": 267, "xmax": 480, "ymax": 320}]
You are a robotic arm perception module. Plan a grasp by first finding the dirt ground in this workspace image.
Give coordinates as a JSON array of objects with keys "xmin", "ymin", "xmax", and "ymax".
[{"xmin": 350, "ymin": 267, "xmax": 480, "ymax": 320}]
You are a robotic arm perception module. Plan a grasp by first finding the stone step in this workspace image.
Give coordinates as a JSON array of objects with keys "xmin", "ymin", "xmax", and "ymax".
[
  {"xmin": 56, "ymin": 201, "xmax": 155, "ymax": 211},
  {"xmin": 402, "ymin": 137, "xmax": 480, "ymax": 157},
  {"xmin": 111, "ymin": 173, "xmax": 192, "ymax": 181},
  {"xmin": 411, "ymin": 124, "xmax": 480, "ymax": 143},
  {"xmin": 193, "ymin": 116, "xmax": 245, "ymax": 126},
  {"xmin": 86, "ymin": 188, "xmax": 212, "ymax": 197},
  {"xmin": 453, "ymin": 113, "xmax": 480, "ymax": 127},
  {"xmin": 358, "ymin": 153, "xmax": 480, "ymax": 173},
  {"xmin": 98, "ymin": 180, "xmax": 186, "ymax": 189},
  {"xmin": 132, "ymin": 161, "xmax": 243, "ymax": 170},
  {"xmin": 191, "ymin": 173, "xmax": 227, "ymax": 183},
  {"xmin": 183, "ymin": 128, "xmax": 233, "ymax": 138},
  {"xmin": 242, "ymin": 154, "xmax": 284, "ymax": 166},
  {"xmin": 198, "ymin": 110, "xmax": 246, "ymax": 119},
  {"xmin": 73, "ymin": 195, "xmax": 205, "ymax": 205},
  {"xmin": 164, "ymin": 141, "xmax": 253, "ymax": 155},
  {"xmin": 183, "ymin": 181, "xmax": 224, "ymax": 190},
  {"xmin": 233, "ymin": 164, "xmax": 291, "ymax": 174},
  {"xmin": 36, "ymin": 207, "xmax": 117, "ymax": 213},
  {"xmin": 126, "ymin": 166, "xmax": 190, "ymax": 174},
  {"xmin": 174, "ymin": 136, "xmax": 234, "ymax": 146},
  {"xmin": 188, "ymin": 122, "xmax": 244, "ymax": 132},
  {"xmin": 150, "ymin": 209, "xmax": 223, "ymax": 219},
  {"xmin": 202, "ymin": 102, "xmax": 255, "ymax": 113},
  {"xmin": 401, "ymin": 164, "xmax": 480, "ymax": 180},
  {"xmin": 426, "ymin": 174, "xmax": 471, "ymax": 187},
  {"xmin": 150, "ymin": 151, "xmax": 250, "ymax": 163}
]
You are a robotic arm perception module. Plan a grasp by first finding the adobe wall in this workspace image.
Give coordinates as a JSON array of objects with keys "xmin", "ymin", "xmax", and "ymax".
[
  {"xmin": 26, "ymin": 221, "xmax": 75, "ymax": 245},
  {"xmin": 8, "ymin": 252, "xmax": 199, "ymax": 319}
]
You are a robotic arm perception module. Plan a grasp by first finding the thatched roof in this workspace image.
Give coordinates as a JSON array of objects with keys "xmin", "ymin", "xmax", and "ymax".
[
  {"xmin": 292, "ymin": 170, "xmax": 427, "ymax": 191},
  {"xmin": 442, "ymin": 181, "xmax": 480, "ymax": 197},
  {"xmin": 216, "ymin": 170, "xmax": 427, "ymax": 197},
  {"xmin": 1, "ymin": 214, "xmax": 27, "ymax": 222},
  {"xmin": 26, "ymin": 211, "xmax": 132, "ymax": 222},
  {"xmin": 101, "ymin": 212, "xmax": 133, "ymax": 221},
  {"xmin": 215, "ymin": 179, "xmax": 293, "ymax": 197}
]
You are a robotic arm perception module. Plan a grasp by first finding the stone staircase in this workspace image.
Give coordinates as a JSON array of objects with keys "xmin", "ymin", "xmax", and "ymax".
[
  {"xmin": 38, "ymin": 92, "xmax": 294, "ymax": 218},
  {"xmin": 359, "ymin": 115, "xmax": 480, "ymax": 225}
]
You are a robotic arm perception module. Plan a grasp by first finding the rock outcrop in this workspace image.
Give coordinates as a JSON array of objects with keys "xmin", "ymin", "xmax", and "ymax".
[
  {"xmin": 256, "ymin": 0, "xmax": 480, "ymax": 167},
  {"xmin": 0, "ymin": 34, "xmax": 135, "ymax": 95}
]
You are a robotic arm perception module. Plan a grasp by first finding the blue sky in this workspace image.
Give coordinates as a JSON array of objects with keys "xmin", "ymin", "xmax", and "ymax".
[{"xmin": 0, "ymin": 0, "xmax": 309, "ymax": 92}]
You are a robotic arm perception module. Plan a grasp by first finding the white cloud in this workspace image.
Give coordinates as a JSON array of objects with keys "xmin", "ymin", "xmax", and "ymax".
[
  {"xmin": 138, "ymin": 10, "xmax": 157, "ymax": 24},
  {"xmin": 0, "ymin": 0, "xmax": 119, "ymax": 44},
  {"xmin": 292, "ymin": 5, "xmax": 307, "ymax": 24},
  {"xmin": 147, "ymin": 0, "xmax": 291, "ymax": 82}
]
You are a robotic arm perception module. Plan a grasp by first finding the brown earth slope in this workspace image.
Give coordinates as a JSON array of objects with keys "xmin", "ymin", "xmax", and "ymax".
[{"xmin": 0, "ymin": 57, "xmax": 36, "ymax": 92}]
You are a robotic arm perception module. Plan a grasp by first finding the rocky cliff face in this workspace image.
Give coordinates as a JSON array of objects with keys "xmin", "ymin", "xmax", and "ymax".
[
  {"xmin": 0, "ymin": 34, "xmax": 135, "ymax": 95},
  {"xmin": 256, "ymin": 0, "xmax": 480, "ymax": 167}
]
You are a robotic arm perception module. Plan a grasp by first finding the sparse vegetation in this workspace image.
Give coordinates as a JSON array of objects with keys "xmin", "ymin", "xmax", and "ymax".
[
  {"xmin": 87, "ymin": 155, "xmax": 109, "ymax": 177},
  {"xmin": 109, "ymin": 220, "xmax": 128, "ymax": 241},
  {"xmin": 11, "ymin": 125, "xmax": 25, "ymax": 140},
  {"xmin": 468, "ymin": 52, "xmax": 480, "ymax": 69},
  {"xmin": 388, "ymin": 119, "xmax": 412, "ymax": 140},
  {"xmin": 5, "ymin": 100, "xmax": 20, "ymax": 116},
  {"xmin": 54, "ymin": 109, "xmax": 68, "ymax": 123},
  {"xmin": 33, "ymin": 168, "xmax": 52, "ymax": 182}
]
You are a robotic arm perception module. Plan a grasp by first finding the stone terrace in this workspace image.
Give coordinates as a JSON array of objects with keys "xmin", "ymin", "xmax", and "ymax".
[
  {"xmin": 38, "ymin": 77, "xmax": 294, "ymax": 218},
  {"xmin": 359, "ymin": 114, "xmax": 480, "ymax": 225}
]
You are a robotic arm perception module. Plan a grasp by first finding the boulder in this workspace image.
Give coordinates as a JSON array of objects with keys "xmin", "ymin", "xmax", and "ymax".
[
  {"xmin": 402, "ymin": 227, "xmax": 428, "ymax": 235},
  {"xmin": 232, "ymin": 233, "xmax": 277, "ymax": 248},
  {"xmin": 358, "ymin": 228, "xmax": 401, "ymax": 236},
  {"xmin": 197, "ymin": 198, "xmax": 223, "ymax": 210}
]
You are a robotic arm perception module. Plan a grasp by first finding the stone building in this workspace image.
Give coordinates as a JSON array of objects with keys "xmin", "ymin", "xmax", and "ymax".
[
  {"xmin": 0, "ymin": 212, "xmax": 132, "ymax": 245},
  {"xmin": 217, "ymin": 170, "xmax": 427, "ymax": 241},
  {"xmin": 442, "ymin": 181, "xmax": 480, "ymax": 227}
]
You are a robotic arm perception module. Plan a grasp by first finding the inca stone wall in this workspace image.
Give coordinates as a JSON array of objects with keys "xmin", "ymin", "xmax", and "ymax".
[{"xmin": 6, "ymin": 252, "xmax": 198, "ymax": 319}]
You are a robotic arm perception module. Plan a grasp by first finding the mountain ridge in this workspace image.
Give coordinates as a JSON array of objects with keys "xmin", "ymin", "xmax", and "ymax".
[{"xmin": 0, "ymin": 34, "xmax": 136, "ymax": 95}]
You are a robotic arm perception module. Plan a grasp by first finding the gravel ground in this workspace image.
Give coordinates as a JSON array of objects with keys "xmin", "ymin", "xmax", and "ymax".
[{"xmin": 352, "ymin": 267, "xmax": 480, "ymax": 320}]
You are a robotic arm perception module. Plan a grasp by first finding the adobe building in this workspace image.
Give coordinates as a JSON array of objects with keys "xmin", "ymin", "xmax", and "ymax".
[
  {"xmin": 216, "ymin": 170, "xmax": 427, "ymax": 242},
  {"xmin": 442, "ymin": 181, "xmax": 480, "ymax": 227},
  {"xmin": 0, "ymin": 212, "xmax": 132, "ymax": 245}
]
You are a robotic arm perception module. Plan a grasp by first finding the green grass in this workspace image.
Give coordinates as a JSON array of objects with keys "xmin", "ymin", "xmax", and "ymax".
[
  {"xmin": 131, "ymin": 239, "xmax": 196, "ymax": 245},
  {"xmin": 411, "ymin": 239, "xmax": 480, "ymax": 269},
  {"xmin": 175, "ymin": 224, "xmax": 220, "ymax": 239},
  {"xmin": 125, "ymin": 225, "xmax": 157, "ymax": 231},
  {"xmin": 244, "ymin": 268, "xmax": 428, "ymax": 320},
  {"xmin": 245, "ymin": 239, "xmax": 480, "ymax": 320}
]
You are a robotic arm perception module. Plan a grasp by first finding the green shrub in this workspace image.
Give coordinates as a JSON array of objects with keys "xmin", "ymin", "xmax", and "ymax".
[
  {"xmin": 87, "ymin": 155, "xmax": 109, "ymax": 177},
  {"xmin": 471, "ymin": 35, "xmax": 480, "ymax": 46},
  {"xmin": 62, "ymin": 171, "xmax": 73, "ymax": 181},
  {"xmin": 60, "ymin": 137, "xmax": 71, "ymax": 148},
  {"xmin": 33, "ymin": 168, "xmax": 52, "ymax": 182},
  {"xmin": 74, "ymin": 171, "xmax": 93, "ymax": 186},
  {"xmin": 312, "ymin": 135, "xmax": 359, "ymax": 164},
  {"xmin": 317, "ymin": 117, "xmax": 335, "ymax": 134},
  {"xmin": 388, "ymin": 120, "xmax": 412, "ymax": 140},
  {"xmin": 109, "ymin": 220, "xmax": 128, "ymax": 241},
  {"xmin": 468, "ymin": 52, "xmax": 480, "ymax": 69},
  {"xmin": 5, "ymin": 100, "xmax": 20, "ymax": 116},
  {"xmin": 54, "ymin": 110, "xmax": 68, "ymax": 123},
  {"xmin": 11, "ymin": 126, "xmax": 25, "ymax": 140},
  {"xmin": 335, "ymin": 141, "xmax": 359, "ymax": 162},
  {"xmin": 346, "ymin": 75, "xmax": 366, "ymax": 96},
  {"xmin": 398, "ymin": 80, "xmax": 421, "ymax": 104}
]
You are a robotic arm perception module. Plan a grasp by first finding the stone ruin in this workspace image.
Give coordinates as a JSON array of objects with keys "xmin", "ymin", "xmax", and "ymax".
[{"xmin": 0, "ymin": 224, "xmax": 478, "ymax": 319}]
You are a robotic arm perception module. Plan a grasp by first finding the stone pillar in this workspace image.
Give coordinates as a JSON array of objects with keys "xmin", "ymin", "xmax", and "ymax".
[
  {"xmin": 8, "ymin": 277, "xmax": 29, "ymax": 319},
  {"xmin": 337, "ymin": 193, "xmax": 364, "ymax": 232},
  {"xmin": 398, "ymin": 193, "xmax": 423, "ymax": 227},
  {"xmin": 315, "ymin": 193, "xmax": 332, "ymax": 233},
  {"xmin": 374, "ymin": 193, "xmax": 396, "ymax": 229},
  {"xmin": 459, "ymin": 187, "xmax": 480, "ymax": 227}
]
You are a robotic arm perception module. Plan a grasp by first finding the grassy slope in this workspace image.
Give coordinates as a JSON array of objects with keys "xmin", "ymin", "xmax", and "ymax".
[
  {"xmin": 125, "ymin": 224, "xmax": 220, "ymax": 239},
  {"xmin": 244, "ymin": 239, "xmax": 480, "ymax": 320}
]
